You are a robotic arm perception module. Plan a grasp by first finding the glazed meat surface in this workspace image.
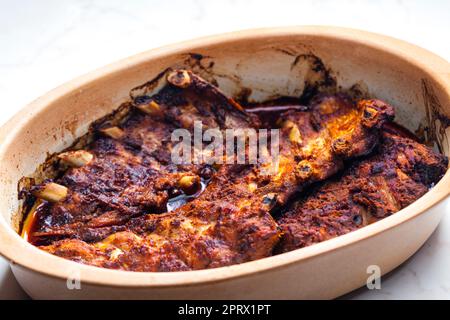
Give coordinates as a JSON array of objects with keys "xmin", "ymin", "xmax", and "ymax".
[
  {"xmin": 276, "ymin": 123, "xmax": 448, "ymax": 252},
  {"xmin": 22, "ymin": 69, "xmax": 447, "ymax": 272},
  {"xmin": 29, "ymin": 70, "xmax": 253, "ymax": 244}
]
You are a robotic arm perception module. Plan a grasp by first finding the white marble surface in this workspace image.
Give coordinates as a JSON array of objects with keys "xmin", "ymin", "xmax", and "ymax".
[{"xmin": 0, "ymin": 0, "xmax": 449, "ymax": 300}]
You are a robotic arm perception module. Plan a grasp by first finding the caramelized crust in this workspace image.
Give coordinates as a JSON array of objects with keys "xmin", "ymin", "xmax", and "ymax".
[
  {"xmin": 21, "ymin": 70, "xmax": 447, "ymax": 272},
  {"xmin": 276, "ymin": 124, "xmax": 448, "ymax": 252},
  {"xmin": 30, "ymin": 70, "xmax": 253, "ymax": 244},
  {"xmin": 31, "ymin": 115, "xmax": 199, "ymax": 242}
]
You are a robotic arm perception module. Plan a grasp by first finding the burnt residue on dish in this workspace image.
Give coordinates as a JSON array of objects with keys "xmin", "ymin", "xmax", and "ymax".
[
  {"xmin": 272, "ymin": 49, "xmax": 338, "ymax": 104},
  {"xmin": 419, "ymin": 79, "xmax": 450, "ymax": 153},
  {"xmin": 292, "ymin": 54, "xmax": 337, "ymax": 104}
]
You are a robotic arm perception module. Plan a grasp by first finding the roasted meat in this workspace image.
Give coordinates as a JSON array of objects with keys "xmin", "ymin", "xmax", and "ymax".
[
  {"xmin": 276, "ymin": 123, "xmax": 448, "ymax": 252},
  {"xmin": 253, "ymin": 95, "xmax": 394, "ymax": 208},
  {"xmin": 28, "ymin": 70, "xmax": 252, "ymax": 244},
  {"xmin": 21, "ymin": 69, "xmax": 447, "ymax": 272}
]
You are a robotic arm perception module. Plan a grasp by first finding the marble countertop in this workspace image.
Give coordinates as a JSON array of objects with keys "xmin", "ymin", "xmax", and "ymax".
[{"xmin": 0, "ymin": 0, "xmax": 449, "ymax": 300}]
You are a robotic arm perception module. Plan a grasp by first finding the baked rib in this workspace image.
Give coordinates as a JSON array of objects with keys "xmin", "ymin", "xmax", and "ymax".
[
  {"xmin": 276, "ymin": 123, "xmax": 448, "ymax": 252},
  {"xmin": 28, "ymin": 70, "xmax": 252, "ymax": 244},
  {"xmin": 22, "ymin": 69, "xmax": 446, "ymax": 272},
  {"xmin": 35, "ymin": 77, "xmax": 395, "ymax": 271}
]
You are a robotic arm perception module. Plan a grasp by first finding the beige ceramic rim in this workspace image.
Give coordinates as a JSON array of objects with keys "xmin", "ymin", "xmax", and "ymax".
[{"xmin": 0, "ymin": 26, "xmax": 449, "ymax": 289}]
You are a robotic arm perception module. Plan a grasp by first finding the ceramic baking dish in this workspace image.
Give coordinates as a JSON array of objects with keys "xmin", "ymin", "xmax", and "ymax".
[{"xmin": 0, "ymin": 26, "xmax": 449, "ymax": 299}]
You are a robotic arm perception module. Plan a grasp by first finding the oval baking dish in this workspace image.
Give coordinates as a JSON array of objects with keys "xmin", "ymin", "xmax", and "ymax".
[{"xmin": 0, "ymin": 26, "xmax": 449, "ymax": 299}]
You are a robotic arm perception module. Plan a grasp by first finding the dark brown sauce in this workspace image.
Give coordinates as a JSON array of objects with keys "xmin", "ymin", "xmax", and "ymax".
[{"xmin": 244, "ymin": 97, "xmax": 308, "ymax": 127}]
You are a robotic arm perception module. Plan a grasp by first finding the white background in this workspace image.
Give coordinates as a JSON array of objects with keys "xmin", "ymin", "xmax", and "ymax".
[{"xmin": 0, "ymin": 0, "xmax": 449, "ymax": 299}]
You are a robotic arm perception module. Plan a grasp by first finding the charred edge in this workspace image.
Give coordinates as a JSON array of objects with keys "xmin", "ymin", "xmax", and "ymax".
[
  {"xmin": 91, "ymin": 102, "xmax": 134, "ymax": 132},
  {"xmin": 129, "ymin": 68, "xmax": 171, "ymax": 102},
  {"xmin": 17, "ymin": 177, "xmax": 38, "ymax": 233},
  {"xmin": 17, "ymin": 100, "xmax": 136, "ymax": 235},
  {"xmin": 130, "ymin": 53, "xmax": 216, "ymax": 104},
  {"xmin": 183, "ymin": 53, "xmax": 217, "ymax": 86}
]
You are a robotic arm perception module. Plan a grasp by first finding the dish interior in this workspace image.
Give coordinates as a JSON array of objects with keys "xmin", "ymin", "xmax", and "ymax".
[
  {"xmin": 0, "ymin": 30, "xmax": 449, "ymax": 277},
  {"xmin": 15, "ymin": 56, "xmax": 449, "ymax": 271}
]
